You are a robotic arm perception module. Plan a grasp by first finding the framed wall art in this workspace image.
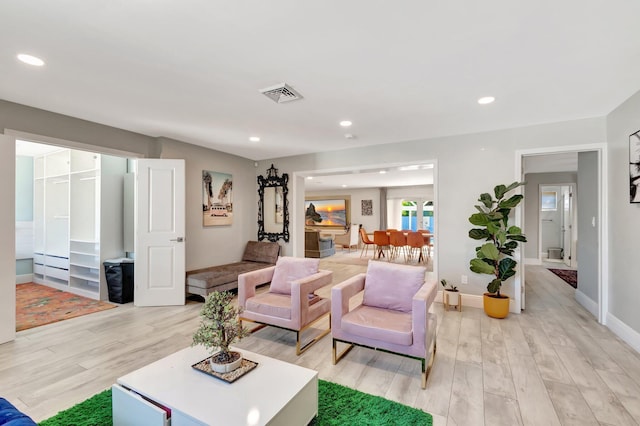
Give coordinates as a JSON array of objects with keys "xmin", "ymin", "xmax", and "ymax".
[
  {"xmin": 304, "ymin": 197, "xmax": 349, "ymax": 227},
  {"xmin": 202, "ymin": 170, "xmax": 233, "ymax": 226},
  {"xmin": 361, "ymin": 199, "xmax": 373, "ymax": 216}
]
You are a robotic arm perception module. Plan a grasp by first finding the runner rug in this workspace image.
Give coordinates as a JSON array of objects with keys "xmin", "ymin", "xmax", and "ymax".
[
  {"xmin": 548, "ymin": 268, "xmax": 578, "ymax": 289},
  {"xmin": 16, "ymin": 283, "xmax": 116, "ymax": 331}
]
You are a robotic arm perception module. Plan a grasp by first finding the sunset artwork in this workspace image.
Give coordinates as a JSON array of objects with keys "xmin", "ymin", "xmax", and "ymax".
[{"xmin": 305, "ymin": 199, "xmax": 347, "ymax": 226}]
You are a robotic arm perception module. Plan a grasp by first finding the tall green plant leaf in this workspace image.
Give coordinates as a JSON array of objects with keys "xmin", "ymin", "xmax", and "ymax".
[
  {"xmin": 505, "ymin": 181, "xmax": 524, "ymax": 192},
  {"xmin": 470, "ymin": 258, "xmax": 495, "ymax": 275},
  {"xmin": 494, "ymin": 184, "xmax": 507, "ymax": 200},
  {"xmin": 469, "ymin": 229, "xmax": 489, "ymax": 240},
  {"xmin": 507, "ymin": 226, "xmax": 522, "ymax": 235},
  {"xmin": 469, "ymin": 213, "xmax": 490, "ymax": 226},
  {"xmin": 479, "ymin": 193, "xmax": 493, "ymax": 208},
  {"xmin": 478, "ymin": 242, "xmax": 500, "ymax": 260},
  {"xmin": 498, "ymin": 194, "xmax": 523, "ymax": 209},
  {"xmin": 508, "ymin": 235, "xmax": 527, "ymax": 242},
  {"xmin": 498, "ymin": 258, "xmax": 517, "ymax": 280}
]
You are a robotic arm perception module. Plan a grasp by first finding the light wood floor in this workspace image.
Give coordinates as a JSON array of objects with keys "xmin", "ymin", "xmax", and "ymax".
[{"xmin": 2, "ymin": 262, "xmax": 640, "ymax": 425}]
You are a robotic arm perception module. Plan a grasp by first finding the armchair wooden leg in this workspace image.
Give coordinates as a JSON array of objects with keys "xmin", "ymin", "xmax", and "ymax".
[
  {"xmin": 332, "ymin": 339, "xmax": 355, "ymax": 365},
  {"xmin": 295, "ymin": 313, "xmax": 331, "ymax": 356}
]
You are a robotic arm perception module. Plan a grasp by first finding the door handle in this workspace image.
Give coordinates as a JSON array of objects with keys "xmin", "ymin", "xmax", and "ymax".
[{"xmin": 170, "ymin": 237, "xmax": 184, "ymax": 242}]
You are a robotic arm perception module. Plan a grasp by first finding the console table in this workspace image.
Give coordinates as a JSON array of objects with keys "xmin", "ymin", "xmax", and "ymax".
[{"xmin": 112, "ymin": 346, "xmax": 318, "ymax": 425}]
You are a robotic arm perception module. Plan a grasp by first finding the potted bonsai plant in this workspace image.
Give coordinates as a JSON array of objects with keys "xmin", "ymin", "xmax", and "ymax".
[
  {"xmin": 192, "ymin": 290, "xmax": 250, "ymax": 373},
  {"xmin": 468, "ymin": 182, "xmax": 527, "ymax": 318},
  {"xmin": 440, "ymin": 279, "xmax": 460, "ymax": 310}
]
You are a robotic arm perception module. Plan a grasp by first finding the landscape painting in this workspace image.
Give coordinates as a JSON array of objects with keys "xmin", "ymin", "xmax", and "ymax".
[
  {"xmin": 305, "ymin": 198, "xmax": 347, "ymax": 227},
  {"xmin": 202, "ymin": 170, "xmax": 233, "ymax": 226}
]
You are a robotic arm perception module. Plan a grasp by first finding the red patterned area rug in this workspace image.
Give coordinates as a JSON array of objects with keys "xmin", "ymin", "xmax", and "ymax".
[
  {"xmin": 548, "ymin": 268, "xmax": 577, "ymax": 289},
  {"xmin": 16, "ymin": 283, "xmax": 116, "ymax": 331}
]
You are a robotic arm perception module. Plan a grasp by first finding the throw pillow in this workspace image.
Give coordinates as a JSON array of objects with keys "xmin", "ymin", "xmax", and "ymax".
[
  {"xmin": 270, "ymin": 257, "xmax": 320, "ymax": 295},
  {"xmin": 362, "ymin": 261, "xmax": 426, "ymax": 312}
]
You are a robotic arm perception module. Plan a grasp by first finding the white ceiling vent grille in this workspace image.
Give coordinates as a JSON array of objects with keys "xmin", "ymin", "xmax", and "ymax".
[{"xmin": 259, "ymin": 83, "xmax": 303, "ymax": 104}]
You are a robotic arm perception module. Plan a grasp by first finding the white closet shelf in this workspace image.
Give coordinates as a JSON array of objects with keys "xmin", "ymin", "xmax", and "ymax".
[
  {"xmin": 70, "ymin": 250, "xmax": 99, "ymax": 256},
  {"xmin": 70, "ymin": 272, "xmax": 99, "ymax": 281},
  {"xmin": 70, "ymin": 262, "xmax": 99, "ymax": 269}
]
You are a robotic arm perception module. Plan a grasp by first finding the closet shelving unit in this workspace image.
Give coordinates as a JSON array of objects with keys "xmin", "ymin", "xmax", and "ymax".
[{"xmin": 33, "ymin": 147, "xmax": 126, "ymax": 300}]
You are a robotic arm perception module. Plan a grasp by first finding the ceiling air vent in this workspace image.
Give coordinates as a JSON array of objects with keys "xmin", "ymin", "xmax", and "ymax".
[{"xmin": 259, "ymin": 83, "xmax": 303, "ymax": 104}]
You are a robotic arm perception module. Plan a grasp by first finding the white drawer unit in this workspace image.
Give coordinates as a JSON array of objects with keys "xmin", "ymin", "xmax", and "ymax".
[
  {"xmin": 45, "ymin": 255, "xmax": 69, "ymax": 269},
  {"xmin": 44, "ymin": 266, "xmax": 69, "ymax": 281}
]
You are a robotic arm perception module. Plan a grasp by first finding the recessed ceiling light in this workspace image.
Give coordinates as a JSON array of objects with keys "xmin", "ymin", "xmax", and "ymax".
[
  {"xmin": 341, "ymin": 184, "xmax": 347, "ymax": 188},
  {"xmin": 17, "ymin": 53, "xmax": 45, "ymax": 66},
  {"xmin": 379, "ymin": 170, "xmax": 387, "ymax": 174},
  {"xmin": 307, "ymin": 176, "xmax": 313, "ymax": 180},
  {"xmin": 249, "ymin": 136, "xmax": 260, "ymax": 142},
  {"xmin": 477, "ymin": 96, "xmax": 495, "ymax": 105},
  {"xmin": 340, "ymin": 120, "xmax": 352, "ymax": 127}
]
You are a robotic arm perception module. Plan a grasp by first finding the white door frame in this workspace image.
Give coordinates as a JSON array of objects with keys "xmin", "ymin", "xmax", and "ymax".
[
  {"xmin": 516, "ymin": 143, "xmax": 608, "ymax": 324},
  {"xmin": 291, "ymin": 159, "xmax": 439, "ymax": 280}
]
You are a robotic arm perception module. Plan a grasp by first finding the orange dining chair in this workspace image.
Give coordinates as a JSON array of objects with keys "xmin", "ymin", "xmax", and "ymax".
[
  {"xmin": 407, "ymin": 231, "xmax": 426, "ymax": 263},
  {"xmin": 389, "ymin": 230, "xmax": 407, "ymax": 262},
  {"xmin": 359, "ymin": 227, "xmax": 376, "ymax": 258},
  {"xmin": 421, "ymin": 233, "xmax": 433, "ymax": 261},
  {"xmin": 373, "ymin": 230, "xmax": 390, "ymax": 259}
]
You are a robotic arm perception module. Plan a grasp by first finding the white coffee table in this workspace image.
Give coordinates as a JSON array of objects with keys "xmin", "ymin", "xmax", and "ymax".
[{"xmin": 112, "ymin": 346, "xmax": 318, "ymax": 426}]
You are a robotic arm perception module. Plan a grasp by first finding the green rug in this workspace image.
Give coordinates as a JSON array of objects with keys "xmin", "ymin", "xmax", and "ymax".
[{"xmin": 40, "ymin": 380, "xmax": 432, "ymax": 425}]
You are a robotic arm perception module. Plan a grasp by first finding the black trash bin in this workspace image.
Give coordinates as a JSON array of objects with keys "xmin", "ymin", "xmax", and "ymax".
[{"xmin": 104, "ymin": 258, "xmax": 134, "ymax": 304}]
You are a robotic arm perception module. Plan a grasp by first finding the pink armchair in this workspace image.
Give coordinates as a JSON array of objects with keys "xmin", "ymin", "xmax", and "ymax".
[
  {"xmin": 331, "ymin": 261, "xmax": 437, "ymax": 388},
  {"xmin": 238, "ymin": 256, "xmax": 333, "ymax": 355}
]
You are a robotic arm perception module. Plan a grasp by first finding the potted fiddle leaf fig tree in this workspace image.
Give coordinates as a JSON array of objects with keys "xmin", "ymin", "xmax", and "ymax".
[
  {"xmin": 468, "ymin": 182, "xmax": 527, "ymax": 318},
  {"xmin": 192, "ymin": 291, "xmax": 250, "ymax": 373}
]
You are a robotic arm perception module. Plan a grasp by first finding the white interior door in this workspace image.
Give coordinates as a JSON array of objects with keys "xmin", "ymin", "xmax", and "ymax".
[
  {"xmin": 1, "ymin": 134, "xmax": 16, "ymax": 344},
  {"xmin": 135, "ymin": 159, "xmax": 185, "ymax": 306}
]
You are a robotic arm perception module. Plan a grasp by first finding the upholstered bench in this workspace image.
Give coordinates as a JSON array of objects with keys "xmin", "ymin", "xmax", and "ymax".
[
  {"xmin": 0, "ymin": 398, "xmax": 36, "ymax": 426},
  {"xmin": 186, "ymin": 241, "xmax": 280, "ymax": 296}
]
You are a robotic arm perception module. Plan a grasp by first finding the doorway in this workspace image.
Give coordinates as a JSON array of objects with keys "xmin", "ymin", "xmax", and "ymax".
[
  {"xmin": 539, "ymin": 184, "xmax": 576, "ymax": 269},
  {"xmin": 516, "ymin": 144, "xmax": 607, "ymax": 323}
]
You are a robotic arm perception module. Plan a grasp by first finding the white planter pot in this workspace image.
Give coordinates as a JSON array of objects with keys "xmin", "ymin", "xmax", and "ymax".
[
  {"xmin": 446, "ymin": 290, "xmax": 459, "ymax": 306},
  {"xmin": 210, "ymin": 351, "xmax": 243, "ymax": 373}
]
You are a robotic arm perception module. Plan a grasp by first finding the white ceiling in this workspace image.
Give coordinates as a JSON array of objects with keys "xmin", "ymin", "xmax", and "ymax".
[{"xmin": 2, "ymin": 1, "xmax": 640, "ymax": 165}]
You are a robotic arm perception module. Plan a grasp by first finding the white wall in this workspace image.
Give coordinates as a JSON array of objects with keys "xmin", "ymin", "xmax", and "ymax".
[
  {"xmin": 260, "ymin": 117, "xmax": 606, "ymax": 299},
  {"xmin": 606, "ymin": 89, "xmax": 640, "ymax": 336}
]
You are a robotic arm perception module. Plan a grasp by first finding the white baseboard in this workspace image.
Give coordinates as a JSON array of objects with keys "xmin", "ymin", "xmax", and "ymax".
[
  {"xmin": 606, "ymin": 312, "xmax": 640, "ymax": 353},
  {"xmin": 525, "ymin": 257, "xmax": 542, "ymax": 265},
  {"xmin": 16, "ymin": 274, "xmax": 33, "ymax": 284},
  {"xmin": 575, "ymin": 290, "xmax": 598, "ymax": 318}
]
